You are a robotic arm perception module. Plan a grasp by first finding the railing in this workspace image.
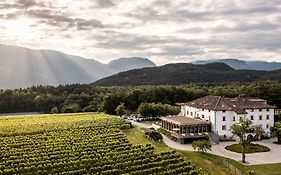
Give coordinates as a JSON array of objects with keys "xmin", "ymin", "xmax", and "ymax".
[{"xmin": 223, "ymin": 159, "xmax": 244, "ymax": 175}]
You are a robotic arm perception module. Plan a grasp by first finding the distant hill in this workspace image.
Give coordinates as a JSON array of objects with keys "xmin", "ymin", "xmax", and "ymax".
[
  {"xmin": 0, "ymin": 44, "xmax": 155, "ymax": 89},
  {"xmin": 108, "ymin": 57, "xmax": 155, "ymax": 72},
  {"xmin": 193, "ymin": 58, "xmax": 281, "ymax": 71},
  {"xmin": 93, "ymin": 62, "xmax": 281, "ymax": 86}
]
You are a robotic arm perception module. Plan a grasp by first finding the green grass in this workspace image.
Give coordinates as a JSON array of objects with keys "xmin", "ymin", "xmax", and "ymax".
[
  {"xmin": 124, "ymin": 126, "xmax": 235, "ymax": 175},
  {"xmin": 225, "ymin": 143, "xmax": 270, "ymax": 153},
  {"xmin": 123, "ymin": 126, "xmax": 171, "ymax": 152},
  {"xmin": 124, "ymin": 125, "xmax": 281, "ymax": 175}
]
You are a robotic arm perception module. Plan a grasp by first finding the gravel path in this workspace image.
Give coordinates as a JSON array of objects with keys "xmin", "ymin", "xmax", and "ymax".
[{"xmin": 130, "ymin": 120, "xmax": 281, "ymax": 165}]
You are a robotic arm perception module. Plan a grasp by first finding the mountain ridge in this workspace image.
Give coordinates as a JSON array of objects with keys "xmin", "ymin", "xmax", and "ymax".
[
  {"xmin": 93, "ymin": 62, "xmax": 281, "ymax": 86},
  {"xmin": 0, "ymin": 44, "xmax": 155, "ymax": 89},
  {"xmin": 192, "ymin": 58, "xmax": 281, "ymax": 70}
]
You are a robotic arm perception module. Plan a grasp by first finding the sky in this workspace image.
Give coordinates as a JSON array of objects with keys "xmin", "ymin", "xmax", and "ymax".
[{"xmin": 0, "ymin": 0, "xmax": 280, "ymax": 65}]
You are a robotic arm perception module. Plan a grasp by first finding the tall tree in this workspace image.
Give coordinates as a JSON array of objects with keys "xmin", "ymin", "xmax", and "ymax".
[
  {"xmin": 271, "ymin": 122, "xmax": 281, "ymax": 143},
  {"xmin": 231, "ymin": 118, "xmax": 257, "ymax": 163},
  {"xmin": 115, "ymin": 103, "xmax": 126, "ymax": 117}
]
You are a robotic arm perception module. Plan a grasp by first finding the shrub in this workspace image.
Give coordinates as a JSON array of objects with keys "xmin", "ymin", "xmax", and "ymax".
[
  {"xmin": 50, "ymin": 107, "xmax": 59, "ymax": 114},
  {"xmin": 192, "ymin": 140, "xmax": 212, "ymax": 153},
  {"xmin": 62, "ymin": 104, "xmax": 81, "ymax": 113}
]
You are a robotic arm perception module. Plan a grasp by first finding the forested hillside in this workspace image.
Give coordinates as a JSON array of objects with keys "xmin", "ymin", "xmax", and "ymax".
[
  {"xmin": 93, "ymin": 63, "xmax": 281, "ymax": 86},
  {"xmin": 0, "ymin": 81, "xmax": 280, "ymax": 114}
]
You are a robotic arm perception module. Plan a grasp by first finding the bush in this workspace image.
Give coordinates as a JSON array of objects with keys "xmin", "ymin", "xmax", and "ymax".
[
  {"xmin": 192, "ymin": 140, "xmax": 212, "ymax": 153},
  {"xmin": 82, "ymin": 105, "xmax": 97, "ymax": 112},
  {"xmin": 62, "ymin": 104, "xmax": 81, "ymax": 113},
  {"xmin": 50, "ymin": 107, "xmax": 59, "ymax": 114}
]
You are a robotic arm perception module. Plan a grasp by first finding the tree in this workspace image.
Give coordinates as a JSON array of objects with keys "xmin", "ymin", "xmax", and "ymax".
[
  {"xmin": 138, "ymin": 103, "xmax": 180, "ymax": 119},
  {"xmin": 271, "ymin": 122, "xmax": 281, "ymax": 143},
  {"xmin": 192, "ymin": 140, "xmax": 212, "ymax": 153},
  {"xmin": 231, "ymin": 118, "xmax": 257, "ymax": 163},
  {"xmin": 115, "ymin": 103, "xmax": 126, "ymax": 117},
  {"xmin": 62, "ymin": 103, "xmax": 81, "ymax": 113},
  {"xmin": 50, "ymin": 106, "xmax": 59, "ymax": 114}
]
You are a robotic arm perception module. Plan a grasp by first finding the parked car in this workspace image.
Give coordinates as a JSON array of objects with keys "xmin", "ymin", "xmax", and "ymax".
[{"xmin": 121, "ymin": 115, "xmax": 129, "ymax": 119}]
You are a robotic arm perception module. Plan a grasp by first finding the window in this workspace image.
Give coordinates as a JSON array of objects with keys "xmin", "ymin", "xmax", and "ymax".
[
  {"xmin": 251, "ymin": 109, "xmax": 254, "ymax": 112},
  {"xmin": 202, "ymin": 109, "xmax": 204, "ymax": 111},
  {"xmin": 250, "ymin": 116, "xmax": 254, "ymax": 120},
  {"xmin": 266, "ymin": 109, "xmax": 270, "ymax": 112},
  {"xmin": 240, "ymin": 117, "xmax": 243, "ymax": 121},
  {"xmin": 208, "ymin": 110, "xmax": 211, "ymax": 112},
  {"xmin": 259, "ymin": 109, "xmax": 262, "ymax": 112},
  {"xmin": 191, "ymin": 112, "xmax": 193, "ymax": 116},
  {"xmin": 233, "ymin": 116, "xmax": 235, "ymax": 121},
  {"xmin": 266, "ymin": 115, "xmax": 270, "ymax": 120},
  {"xmin": 222, "ymin": 110, "xmax": 226, "ymax": 113},
  {"xmin": 259, "ymin": 115, "xmax": 262, "ymax": 120},
  {"xmin": 222, "ymin": 116, "xmax": 226, "ymax": 121},
  {"xmin": 197, "ymin": 114, "xmax": 199, "ymax": 117},
  {"xmin": 202, "ymin": 115, "xmax": 205, "ymax": 118},
  {"xmin": 222, "ymin": 125, "xmax": 226, "ymax": 130},
  {"xmin": 186, "ymin": 111, "xmax": 189, "ymax": 115},
  {"xmin": 266, "ymin": 124, "xmax": 269, "ymax": 128}
]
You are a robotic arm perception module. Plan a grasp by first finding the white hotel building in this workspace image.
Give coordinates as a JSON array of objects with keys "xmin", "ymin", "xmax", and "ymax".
[{"xmin": 178, "ymin": 96, "xmax": 276, "ymax": 139}]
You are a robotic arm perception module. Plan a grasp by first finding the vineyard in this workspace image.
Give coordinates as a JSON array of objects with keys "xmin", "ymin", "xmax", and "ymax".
[{"xmin": 0, "ymin": 113, "xmax": 200, "ymax": 175}]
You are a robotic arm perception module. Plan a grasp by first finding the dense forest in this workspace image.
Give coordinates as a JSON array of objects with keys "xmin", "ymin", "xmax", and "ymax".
[
  {"xmin": 93, "ymin": 63, "xmax": 281, "ymax": 86},
  {"xmin": 0, "ymin": 81, "xmax": 280, "ymax": 115}
]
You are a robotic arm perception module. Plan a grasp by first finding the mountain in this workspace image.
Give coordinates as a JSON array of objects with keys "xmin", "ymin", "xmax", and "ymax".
[
  {"xmin": 93, "ymin": 62, "xmax": 281, "ymax": 86},
  {"xmin": 108, "ymin": 57, "xmax": 155, "ymax": 72},
  {"xmin": 192, "ymin": 58, "xmax": 281, "ymax": 71},
  {"xmin": 0, "ymin": 44, "xmax": 155, "ymax": 89}
]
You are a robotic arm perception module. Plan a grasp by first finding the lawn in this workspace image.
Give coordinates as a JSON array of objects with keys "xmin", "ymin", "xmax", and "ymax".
[
  {"xmin": 124, "ymin": 125, "xmax": 281, "ymax": 175},
  {"xmin": 124, "ymin": 126, "xmax": 235, "ymax": 175},
  {"xmin": 225, "ymin": 143, "xmax": 270, "ymax": 153}
]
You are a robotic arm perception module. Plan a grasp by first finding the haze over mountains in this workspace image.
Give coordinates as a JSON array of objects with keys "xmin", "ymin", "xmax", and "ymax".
[
  {"xmin": 93, "ymin": 63, "xmax": 281, "ymax": 86},
  {"xmin": 0, "ymin": 45, "xmax": 155, "ymax": 89},
  {"xmin": 193, "ymin": 59, "xmax": 281, "ymax": 71},
  {"xmin": 1, "ymin": 44, "xmax": 281, "ymax": 89}
]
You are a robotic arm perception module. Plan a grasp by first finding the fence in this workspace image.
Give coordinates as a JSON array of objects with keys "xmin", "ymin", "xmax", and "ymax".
[{"xmin": 223, "ymin": 159, "xmax": 244, "ymax": 175}]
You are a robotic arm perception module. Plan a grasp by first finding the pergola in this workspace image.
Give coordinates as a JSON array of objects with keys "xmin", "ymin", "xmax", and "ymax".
[{"xmin": 161, "ymin": 116, "xmax": 211, "ymax": 144}]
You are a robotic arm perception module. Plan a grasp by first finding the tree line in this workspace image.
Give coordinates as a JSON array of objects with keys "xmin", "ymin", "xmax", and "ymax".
[{"xmin": 0, "ymin": 81, "xmax": 280, "ymax": 115}]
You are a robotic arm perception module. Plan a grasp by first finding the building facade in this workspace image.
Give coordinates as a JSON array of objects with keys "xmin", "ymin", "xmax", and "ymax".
[{"xmin": 178, "ymin": 96, "xmax": 275, "ymax": 139}]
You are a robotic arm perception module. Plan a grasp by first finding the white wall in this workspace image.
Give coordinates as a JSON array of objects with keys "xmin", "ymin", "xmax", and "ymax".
[{"xmin": 180, "ymin": 105, "xmax": 274, "ymax": 138}]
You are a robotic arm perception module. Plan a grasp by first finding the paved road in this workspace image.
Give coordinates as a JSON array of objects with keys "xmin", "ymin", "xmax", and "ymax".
[{"xmin": 130, "ymin": 120, "xmax": 281, "ymax": 165}]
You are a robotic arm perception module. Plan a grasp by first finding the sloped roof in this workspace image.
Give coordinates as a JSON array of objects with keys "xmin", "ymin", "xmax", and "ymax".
[{"xmin": 182, "ymin": 95, "xmax": 276, "ymax": 114}]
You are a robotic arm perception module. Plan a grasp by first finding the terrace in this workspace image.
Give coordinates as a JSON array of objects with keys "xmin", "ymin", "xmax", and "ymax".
[{"xmin": 161, "ymin": 116, "xmax": 211, "ymax": 144}]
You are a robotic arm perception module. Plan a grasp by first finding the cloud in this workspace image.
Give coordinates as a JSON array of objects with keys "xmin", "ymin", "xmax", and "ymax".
[
  {"xmin": 0, "ymin": 0, "xmax": 280, "ymax": 65},
  {"xmin": 95, "ymin": 0, "xmax": 115, "ymax": 8}
]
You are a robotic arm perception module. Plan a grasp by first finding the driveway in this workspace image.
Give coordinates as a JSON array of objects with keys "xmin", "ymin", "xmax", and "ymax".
[{"xmin": 130, "ymin": 121, "xmax": 281, "ymax": 165}]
